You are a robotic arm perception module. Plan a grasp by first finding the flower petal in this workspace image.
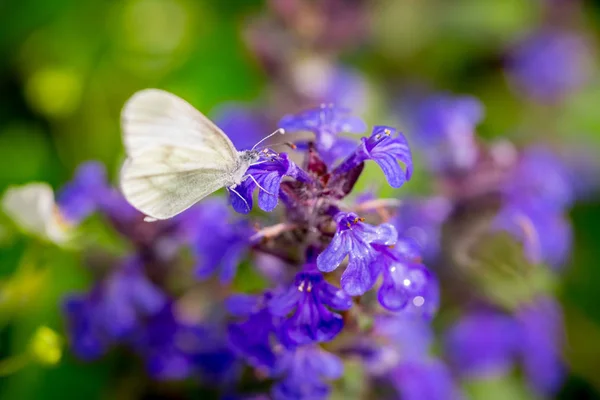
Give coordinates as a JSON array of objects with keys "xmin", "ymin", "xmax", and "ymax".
[
  {"xmin": 373, "ymin": 154, "xmax": 407, "ymax": 188},
  {"xmin": 341, "ymin": 256, "xmax": 379, "ymax": 296},
  {"xmin": 257, "ymin": 171, "xmax": 282, "ymax": 212},
  {"xmin": 229, "ymin": 180, "xmax": 255, "ymax": 214},
  {"xmin": 320, "ymin": 282, "xmax": 353, "ymax": 311},
  {"xmin": 317, "ymin": 232, "xmax": 350, "ymax": 273},
  {"xmin": 308, "ymin": 348, "xmax": 344, "ymax": 379},
  {"xmin": 226, "ymin": 294, "xmax": 261, "ymax": 317}
]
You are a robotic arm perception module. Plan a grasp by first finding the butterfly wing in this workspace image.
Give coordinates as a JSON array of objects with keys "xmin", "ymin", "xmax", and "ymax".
[
  {"xmin": 120, "ymin": 89, "xmax": 242, "ymax": 220},
  {"xmin": 120, "ymin": 145, "xmax": 235, "ymax": 220},
  {"xmin": 121, "ymin": 88, "xmax": 238, "ymax": 161}
]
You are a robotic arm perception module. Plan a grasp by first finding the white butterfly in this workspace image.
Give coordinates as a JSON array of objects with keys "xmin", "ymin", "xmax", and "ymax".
[{"xmin": 119, "ymin": 89, "xmax": 282, "ymax": 221}]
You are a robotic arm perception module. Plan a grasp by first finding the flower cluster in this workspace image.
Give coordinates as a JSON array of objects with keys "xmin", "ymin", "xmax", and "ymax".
[
  {"xmin": 0, "ymin": 104, "xmax": 444, "ymax": 399},
  {"xmin": 400, "ymin": 93, "xmax": 573, "ymax": 396}
]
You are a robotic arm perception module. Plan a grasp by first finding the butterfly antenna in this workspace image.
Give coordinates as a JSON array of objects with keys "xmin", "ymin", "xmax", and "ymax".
[
  {"xmin": 257, "ymin": 141, "xmax": 297, "ymax": 151},
  {"xmin": 251, "ymin": 128, "xmax": 285, "ymax": 151}
]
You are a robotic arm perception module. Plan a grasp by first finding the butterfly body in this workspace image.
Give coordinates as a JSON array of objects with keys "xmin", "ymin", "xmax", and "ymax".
[{"xmin": 119, "ymin": 89, "xmax": 265, "ymax": 221}]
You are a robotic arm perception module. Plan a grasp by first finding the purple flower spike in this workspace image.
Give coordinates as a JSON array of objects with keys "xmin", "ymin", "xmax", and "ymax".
[
  {"xmin": 269, "ymin": 270, "xmax": 352, "ymax": 345},
  {"xmin": 57, "ymin": 161, "xmax": 110, "ymax": 223},
  {"xmin": 335, "ymin": 126, "xmax": 413, "ymax": 188},
  {"xmin": 272, "ymin": 345, "xmax": 343, "ymax": 400},
  {"xmin": 317, "ymin": 212, "xmax": 397, "ymax": 296},
  {"xmin": 375, "ymin": 244, "xmax": 439, "ymax": 318},
  {"xmin": 229, "ymin": 152, "xmax": 311, "ymax": 214}
]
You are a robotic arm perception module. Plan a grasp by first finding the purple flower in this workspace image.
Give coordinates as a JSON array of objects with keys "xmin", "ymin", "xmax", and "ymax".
[
  {"xmin": 229, "ymin": 152, "xmax": 311, "ymax": 214},
  {"xmin": 393, "ymin": 197, "xmax": 453, "ymax": 260},
  {"xmin": 374, "ymin": 243, "xmax": 439, "ymax": 318},
  {"xmin": 279, "ymin": 104, "xmax": 367, "ymax": 164},
  {"xmin": 139, "ymin": 304, "xmax": 240, "ymax": 383},
  {"xmin": 269, "ymin": 269, "xmax": 352, "ymax": 345},
  {"xmin": 335, "ymin": 126, "xmax": 413, "ymax": 188},
  {"xmin": 138, "ymin": 304, "xmax": 195, "ymax": 380},
  {"xmin": 353, "ymin": 315, "xmax": 462, "ymax": 398},
  {"xmin": 272, "ymin": 345, "xmax": 343, "ymax": 400},
  {"xmin": 494, "ymin": 199, "xmax": 572, "ymax": 268},
  {"xmin": 190, "ymin": 198, "xmax": 253, "ymax": 282},
  {"xmin": 317, "ymin": 212, "xmax": 397, "ymax": 296},
  {"xmin": 410, "ymin": 95, "xmax": 483, "ymax": 172},
  {"xmin": 516, "ymin": 297, "xmax": 564, "ymax": 395},
  {"xmin": 57, "ymin": 161, "xmax": 110, "ymax": 223},
  {"xmin": 391, "ymin": 359, "xmax": 464, "ymax": 400},
  {"xmin": 444, "ymin": 311, "xmax": 520, "ymax": 378},
  {"xmin": 227, "ymin": 293, "xmax": 278, "ymax": 370},
  {"xmin": 63, "ymin": 257, "xmax": 166, "ymax": 360},
  {"xmin": 503, "ymin": 146, "xmax": 573, "ymax": 210},
  {"xmin": 445, "ymin": 298, "xmax": 564, "ymax": 396},
  {"xmin": 507, "ymin": 30, "xmax": 592, "ymax": 102}
]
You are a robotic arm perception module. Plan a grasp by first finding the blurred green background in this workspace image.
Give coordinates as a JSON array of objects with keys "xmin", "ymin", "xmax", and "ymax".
[{"xmin": 1, "ymin": 0, "xmax": 599, "ymax": 399}]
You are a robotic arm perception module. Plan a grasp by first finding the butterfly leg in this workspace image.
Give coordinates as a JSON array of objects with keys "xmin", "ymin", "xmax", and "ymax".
[
  {"xmin": 242, "ymin": 174, "xmax": 275, "ymax": 196},
  {"xmin": 228, "ymin": 186, "xmax": 250, "ymax": 212}
]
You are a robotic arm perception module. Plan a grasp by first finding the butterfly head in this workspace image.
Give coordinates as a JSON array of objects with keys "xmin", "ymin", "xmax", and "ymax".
[{"xmin": 241, "ymin": 150, "xmax": 261, "ymax": 164}]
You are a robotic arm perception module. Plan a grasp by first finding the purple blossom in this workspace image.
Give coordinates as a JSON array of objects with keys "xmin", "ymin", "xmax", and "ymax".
[
  {"xmin": 139, "ymin": 304, "xmax": 240, "ymax": 383},
  {"xmin": 335, "ymin": 126, "xmax": 413, "ymax": 188},
  {"xmin": 494, "ymin": 199, "xmax": 572, "ymax": 268},
  {"xmin": 445, "ymin": 298, "xmax": 564, "ymax": 396},
  {"xmin": 354, "ymin": 315, "xmax": 463, "ymax": 399},
  {"xmin": 391, "ymin": 359, "xmax": 464, "ymax": 400},
  {"xmin": 279, "ymin": 104, "xmax": 367, "ymax": 164},
  {"xmin": 269, "ymin": 269, "xmax": 352, "ymax": 345},
  {"xmin": 63, "ymin": 257, "xmax": 166, "ymax": 360},
  {"xmin": 410, "ymin": 95, "xmax": 483, "ymax": 172},
  {"xmin": 227, "ymin": 293, "xmax": 278, "ymax": 370},
  {"xmin": 57, "ymin": 161, "xmax": 110, "ymax": 223},
  {"xmin": 137, "ymin": 304, "xmax": 195, "ymax": 380},
  {"xmin": 507, "ymin": 30, "xmax": 593, "ymax": 102},
  {"xmin": 190, "ymin": 198, "xmax": 253, "ymax": 282},
  {"xmin": 374, "ymin": 243, "xmax": 439, "ymax": 318},
  {"xmin": 516, "ymin": 297, "xmax": 565, "ymax": 395},
  {"xmin": 503, "ymin": 146, "xmax": 574, "ymax": 210},
  {"xmin": 316, "ymin": 212, "xmax": 397, "ymax": 296},
  {"xmin": 272, "ymin": 345, "xmax": 343, "ymax": 400},
  {"xmin": 229, "ymin": 152, "xmax": 311, "ymax": 214},
  {"xmin": 444, "ymin": 311, "xmax": 520, "ymax": 379}
]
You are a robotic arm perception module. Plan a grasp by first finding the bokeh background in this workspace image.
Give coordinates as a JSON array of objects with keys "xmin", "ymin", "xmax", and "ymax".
[{"xmin": 1, "ymin": 0, "xmax": 599, "ymax": 399}]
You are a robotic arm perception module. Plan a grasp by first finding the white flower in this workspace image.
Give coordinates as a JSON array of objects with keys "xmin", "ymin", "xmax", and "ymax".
[{"xmin": 2, "ymin": 183, "xmax": 71, "ymax": 244}]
